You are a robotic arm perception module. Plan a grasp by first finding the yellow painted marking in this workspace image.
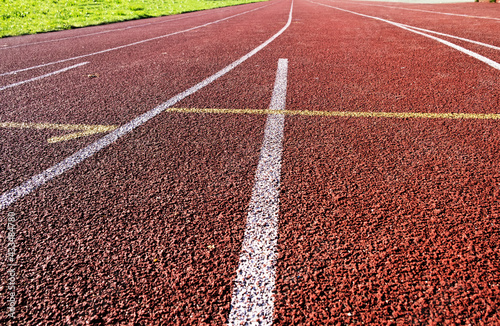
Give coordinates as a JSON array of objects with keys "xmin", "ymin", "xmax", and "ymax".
[
  {"xmin": 0, "ymin": 122, "xmax": 117, "ymax": 143},
  {"xmin": 165, "ymin": 107, "xmax": 500, "ymax": 120},
  {"xmin": 3, "ymin": 109, "xmax": 494, "ymax": 144}
]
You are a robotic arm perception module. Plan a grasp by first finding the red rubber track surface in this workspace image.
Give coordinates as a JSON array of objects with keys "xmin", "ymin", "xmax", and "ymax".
[
  {"xmin": 0, "ymin": 0, "xmax": 283, "ymax": 194},
  {"xmin": 0, "ymin": 1, "xmax": 286, "ymax": 323},
  {"xmin": 324, "ymin": 0, "xmax": 500, "ymax": 63},
  {"xmin": 1, "ymin": 0, "xmax": 500, "ymax": 324},
  {"xmin": 275, "ymin": 0, "xmax": 500, "ymax": 324}
]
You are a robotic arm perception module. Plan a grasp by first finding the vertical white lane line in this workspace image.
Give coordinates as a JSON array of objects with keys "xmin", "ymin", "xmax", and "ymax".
[{"xmin": 228, "ymin": 58, "xmax": 288, "ymax": 326}]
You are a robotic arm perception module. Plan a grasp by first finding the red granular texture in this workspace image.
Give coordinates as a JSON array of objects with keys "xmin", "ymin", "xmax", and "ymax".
[
  {"xmin": 276, "ymin": 116, "xmax": 500, "ymax": 325},
  {"xmin": 274, "ymin": 1, "xmax": 500, "ymax": 322},
  {"xmin": 1, "ymin": 0, "xmax": 499, "ymax": 324}
]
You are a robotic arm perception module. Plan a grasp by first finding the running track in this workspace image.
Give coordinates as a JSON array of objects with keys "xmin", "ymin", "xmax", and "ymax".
[{"xmin": 1, "ymin": 0, "xmax": 499, "ymax": 324}]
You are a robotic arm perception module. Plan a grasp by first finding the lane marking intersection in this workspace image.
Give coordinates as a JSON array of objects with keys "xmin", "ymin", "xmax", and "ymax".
[
  {"xmin": 165, "ymin": 107, "xmax": 500, "ymax": 120},
  {"xmin": 228, "ymin": 58, "xmax": 288, "ymax": 326}
]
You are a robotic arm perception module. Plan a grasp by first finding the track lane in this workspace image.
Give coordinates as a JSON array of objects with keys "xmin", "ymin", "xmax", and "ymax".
[
  {"xmin": 277, "ymin": 116, "xmax": 500, "ymax": 324},
  {"xmin": 0, "ymin": 1, "xmax": 289, "ymax": 195},
  {"xmin": 1, "ymin": 111, "xmax": 266, "ymax": 324},
  {"xmin": 0, "ymin": 1, "xmax": 277, "ymax": 77},
  {"xmin": 261, "ymin": 0, "xmax": 500, "ymax": 323},
  {"xmin": 1, "ymin": 0, "xmax": 294, "ymax": 323},
  {"xmin": 318, "ymin": 0, "xmax": 500, "ymax": 63},
  {"xmin": 2, "ymin": 0, "xmax": 500, "ymax": 324}
]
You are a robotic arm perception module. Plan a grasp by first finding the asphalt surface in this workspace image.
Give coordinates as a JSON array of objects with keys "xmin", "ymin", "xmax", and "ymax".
[{"xmin": 1, "ymin": 0, "xmax": 499, "ymax": 324}]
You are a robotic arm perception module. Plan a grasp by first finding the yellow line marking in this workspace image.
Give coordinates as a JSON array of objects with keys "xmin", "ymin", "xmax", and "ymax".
[
  {"xmin": 3, "ymin": 109, "xmax": 495, "ymax": 144},
  {"xmin": 165, "ymin": 107, "xmax": 500, "ymax": 120},
  {"xmin": 0, "ymin": 122, "xmax": 118, "ymax": 143}
]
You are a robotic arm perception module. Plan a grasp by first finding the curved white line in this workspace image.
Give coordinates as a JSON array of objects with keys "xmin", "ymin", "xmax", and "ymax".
[
  {"xmin": 312, "ymin": 1, "xmax": 500, "ymax": 71},
  {"xmin": 395, "ymin": 24, "xmax": 500, "ymax": 51},
  {"xmin": 356, "ymin": 2, "xmax": 500, "ymax": 21}
]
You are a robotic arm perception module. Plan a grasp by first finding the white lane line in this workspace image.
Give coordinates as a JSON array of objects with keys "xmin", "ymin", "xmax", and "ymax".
[
  {"xmin": 0, "ymin": 62, "xmax": 89, "ymax": 91},
  {"xmin": 0, "ymin": 0, "xmax": 294, "ymax": 210},
  {"xmin": 312, "ymin": 1, "xmax": 500, "ymax": 71},
  {"xmin": 0, "ymin": 3, "xmax": 273, "ymax": 51},
  {"xmin": 0, "ymin": 3, "xmax": 270, "ymax": 77},
  {"xmin": 228, "ymin": 58, "xmax": 288, "ymax": 326},
  {"xmin": 356, "ymin": 3, "xmax": 500, "ymax": 21},
  {"xmin": 398, "ymin": 24, "xmax": 500, "ymax": 52},
  {"xmin": 340, "ymin": 1, "xmax": 500, "ymax": 51}
]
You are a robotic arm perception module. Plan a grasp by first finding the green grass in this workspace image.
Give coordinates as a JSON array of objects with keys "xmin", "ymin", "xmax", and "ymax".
[{"xmin": 0, "ymin": 0, "xmax": 267, "ymax": 38}]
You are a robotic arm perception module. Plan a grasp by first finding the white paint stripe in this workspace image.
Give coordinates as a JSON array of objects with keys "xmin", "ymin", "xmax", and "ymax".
[
  {"xmin": 0, "ymin": 0, "xmax": 294, "ymax": 210},
  {"xmin": 357, "ymin": 3, "xmax": 500, "ymax": 21},
  {"xmin": 344, "ymin": 1, "xmax": 500, "ymax": 51},
  {"xmin": 0, "ymin": 3, "xmax": 270, "ymax": 77},
  {"xmin": 393, "ymin": 26, "xmax": 500, "ymax": 71},
  {"xmin": 228, "ymin": 58, "xmax": 288, "ymax": 326},
  {"xmin": 312, "ymin": 1, "xmax": 500, "ymax": 71},
  {"xmin": 0, "ymin": 3, "xmax": 274, "ymax": 51},
  {"xmin": 0, "ymin": 62, "xmax": 89, "ymax": 91},
  {"xmin": 398, "ymin": 24, "xmax": 500, "ymax": 52}
]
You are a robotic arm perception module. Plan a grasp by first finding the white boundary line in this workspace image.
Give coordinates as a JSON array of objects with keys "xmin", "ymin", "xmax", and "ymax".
[
  {"xmin": 0, "ymin": 62, "xmax": 89, "ymax": 91},
  {"xmin": 355, "ymin": 3, "xmax": 500, "ymax": 21},
  {"xmin": 398, "ymin": 24, "xmax": 500, "ymax": 51},
  {"xmin": 0, "ymin": 0, "xmax": 294, "ymax": 210},
  {"xmin": 333, "ymin": 1, "xmax": 500, "ymax": 51},
  {"xmin": 228, "ymin": 58, "xmax": 288, "ymax": 326},
  {"xmin": 312, "ymin": 1, "xmax": 500, "ymax": 71},
  {"xmin": 0, "ymin": 3, "xmax": 271, "ymax": 77}
]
